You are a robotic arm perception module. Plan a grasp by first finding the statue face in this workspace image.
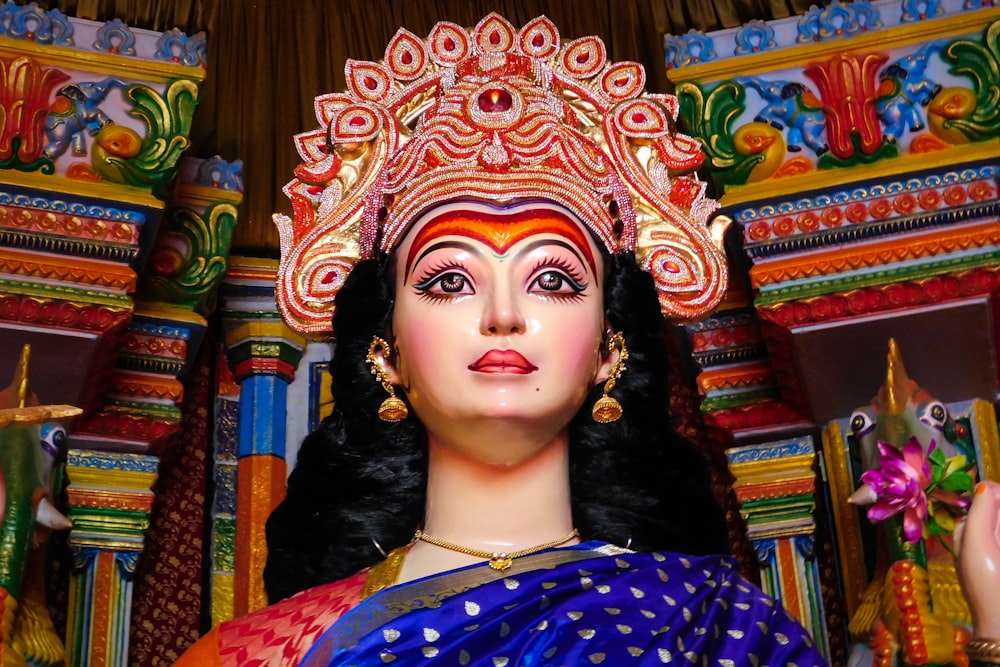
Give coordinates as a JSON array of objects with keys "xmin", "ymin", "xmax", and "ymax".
[{"xmin": 387, "ymin": 201, "xmax": 610, "ymax": 465}]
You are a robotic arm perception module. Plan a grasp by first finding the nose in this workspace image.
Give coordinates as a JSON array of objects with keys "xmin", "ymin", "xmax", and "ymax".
[{"xmin": 480, "ymin": 286, "xmax": 525, "ymax": 336}]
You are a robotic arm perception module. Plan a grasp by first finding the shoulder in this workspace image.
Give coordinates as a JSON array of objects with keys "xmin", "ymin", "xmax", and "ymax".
[{"xmin": 204, "ymin": 569, "xmax": 368, "ymax": 667}]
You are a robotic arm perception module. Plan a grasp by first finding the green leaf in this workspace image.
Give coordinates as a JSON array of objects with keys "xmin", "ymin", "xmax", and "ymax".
[
  {"xmin": 940, "ymin": 471, "xmax": 973, "ymax": 492},
  {"xmin": 929, "ymin": 446, "xmax": 946, "ymax": 466}
]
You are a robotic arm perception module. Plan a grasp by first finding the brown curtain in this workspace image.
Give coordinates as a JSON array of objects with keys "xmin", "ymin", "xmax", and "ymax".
[{"xmin": 33, "ymin": 0, "xmax": 821, "ymax": 255}]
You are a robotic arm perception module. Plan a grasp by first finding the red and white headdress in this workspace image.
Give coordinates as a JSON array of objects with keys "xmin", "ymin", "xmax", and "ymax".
[{"xmin": 275, "ymin": 13, "xmax": 729, "ymax": 336}]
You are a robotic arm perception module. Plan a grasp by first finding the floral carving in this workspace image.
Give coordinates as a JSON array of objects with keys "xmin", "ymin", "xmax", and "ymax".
[{"xmin": 0, "ymin": 55, "xmax": 68, "ymax": 170}]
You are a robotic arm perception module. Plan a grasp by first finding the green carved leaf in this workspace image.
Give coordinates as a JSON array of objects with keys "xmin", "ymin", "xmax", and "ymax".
[
  {"xmin": 677, "ymin": 80, "xmax": 756, "ymax": 189},
  {"xmin": 941, "ymin": 18, "xmax": 1000, "ymax": 141},
  {"xmin": 142, "ymin": 201, "xmax": 238, "ymax": 314},
  {"xmin": 113, "ymin": 79, "xmax": 200, "ymax": 194}
]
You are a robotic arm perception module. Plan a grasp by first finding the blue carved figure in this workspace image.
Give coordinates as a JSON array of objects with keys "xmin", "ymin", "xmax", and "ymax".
[
  {"xmin": 743, "ymin": 78, "xmax": 829, "ymax": 155},
  {"xmin": 876, "ymin": 44, "xmax": 944, "ymax": 144},
  {"xmin": 901, "ymin": 0, "xmax": 944, "ymax": 22},
  {"xmin": 196, "ymin": 157, "xmax": 245, "ymax": 191},
  {"xmin": 796, "ymin": 5, "xmax": 823, "ymax": 42},
  {"xmin": 43, "ymin": 77, "xmax": 123, "ymax": 158}
]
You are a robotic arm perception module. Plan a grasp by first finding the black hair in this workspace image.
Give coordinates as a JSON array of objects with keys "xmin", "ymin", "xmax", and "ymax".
[{"xmin": 264, "ymin": 252, "xmax": 728, "ymax": 602}]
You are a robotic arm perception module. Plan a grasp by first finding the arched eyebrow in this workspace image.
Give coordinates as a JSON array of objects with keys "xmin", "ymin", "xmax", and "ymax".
[
  {"xmin": 404, "ymin": 209, "xmax": 598, "ymax": 278},
  {"xmin": 515, "ymin": 239, "xmax": 596, "ymax": 287},
  {"xmin": 406, "ymin": 240, "xmax": 481, "ymax": 286}
]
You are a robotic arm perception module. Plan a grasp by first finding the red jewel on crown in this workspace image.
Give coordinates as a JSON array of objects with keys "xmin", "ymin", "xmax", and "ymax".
[{"xmin": 478, "ymin": 88, "xmax": 513, "ymax": 113}]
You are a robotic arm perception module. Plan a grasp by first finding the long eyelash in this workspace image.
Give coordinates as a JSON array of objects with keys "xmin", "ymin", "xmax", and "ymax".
[
  {"xmin": 416, "ymin": 292, "xmax": 454, "ymax": 304},
  {"xmin": 412, "ymin": 260, "xmax": 466, "ymax": 290},
  {"xmin": 529, "ymin": 257, "xmax": 588, "ymax": 291},
  {"xmin": 543, "ymin": 292, "xmax": 586, "ymax": 303}
]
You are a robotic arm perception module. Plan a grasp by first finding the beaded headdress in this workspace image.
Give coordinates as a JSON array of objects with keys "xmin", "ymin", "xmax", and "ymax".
[{"xmin": 275, "ymin": 13, "xmax": 729, "ymax": 335}]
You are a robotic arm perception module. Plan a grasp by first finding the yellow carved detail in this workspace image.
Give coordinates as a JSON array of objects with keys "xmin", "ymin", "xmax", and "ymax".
[
  {"xmin": 225, "ymin": 321, "xmax": 308, "ymax": 349},
  {"xmin": 751, "ymin": 220, "xmax": 1000, "ymax": 286},
  {"xmin": 65, "ymin": 466, "xmax": 157, "ymax": 491},
  {"xmin": 881, "ymin": 561, "xmax": 955, "ymax": 665},
  {"xmin": 65, "ymin": 487, "xmax": 155, "ymax": 512},
  {"xmin": 210, "ymin": 573, "xmax": 235, "ymax": 627},
  {"xmin": 721, "ymin": 139, "xmax": 1000, "ymax": 207},
  {"xmin": 670, "ymin": 8, "xmax": 1000, "ymax": 81},
  {"xmin": 133, "ymin": 300, "xmax": 208, "ymax": 326},
  {"xmin": 0, "ymin": 168, "xmax": 164, "ymax": 208},
  {"xmin": 972, "ymin": 399, "xmax": 1000, "ymax": 483},
  {"xmin": 728, "ymin": 452, "xmax": 815, "ymax": 481},
  {"xmin": 823, "ymin": 422, "xmax": 868, "ymax": 617},
  {"xmin": 225, "ymin": 256, "xmax": 279, "ymax": 278},
  {"xmin": 0, "ymin": 36, "xmax": 204, "ymax": 84},
  {"xmin": 0, "ymin": 248, "xmax": 136, "ymax": 290}
]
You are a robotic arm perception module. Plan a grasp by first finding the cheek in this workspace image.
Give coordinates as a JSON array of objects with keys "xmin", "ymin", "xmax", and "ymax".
[
  {"xmin": 534, "ymin": 307, "xmax": 604, "ymax": 373},
  {"xmin": 391, "ymin": 298, "xmax": 472, "ymax": 384}
]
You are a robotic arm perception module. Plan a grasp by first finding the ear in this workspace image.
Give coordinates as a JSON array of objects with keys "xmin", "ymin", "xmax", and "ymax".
[
  {"xmin": 593, "ymin": 330, "xmax": 621, "ymax": 386},
  {"xmin": 380, "ymin": 342, "xmax": 403, "ymax": 387},
  {"xmin": 370, "ymin": 338, "xmax": 404, "ymax": 386}
]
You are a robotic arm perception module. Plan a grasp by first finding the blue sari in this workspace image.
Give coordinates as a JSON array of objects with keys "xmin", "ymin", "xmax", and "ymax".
[{"xmin": 302, "ymin": 542, "xmax": 828, "ymax": 666}]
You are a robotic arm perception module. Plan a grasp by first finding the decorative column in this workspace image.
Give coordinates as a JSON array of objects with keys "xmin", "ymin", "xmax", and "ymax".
[
  {"xmin": 63, "ymin": 450, "xmax": 158, "ymax": 667},
  {"xmin": 726, "ymin": 436, "xmax": 829, "ymax": 661},
  {"xmin": 220, "ymin": 258, "xmax": 306, "ymax": 615}
]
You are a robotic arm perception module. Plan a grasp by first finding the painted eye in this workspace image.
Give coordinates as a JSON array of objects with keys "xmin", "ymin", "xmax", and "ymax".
[
  {"xmin": 529, "ymin": 269, "xmax": 585, "ymax": 295},
  {"xmin": 850, "ymin": 410, "xmax": 874, "ymax": 435},
  {"xmin": 535, "ymin": 271, "xmax": 566, "ymax": 291},
  {"xmin": 436, "ymin": 273, "xmax": 467, "ymax": 293},
  {"xmin": 920, "ymin": 401, "xmax": 948, "ymax": 428}
]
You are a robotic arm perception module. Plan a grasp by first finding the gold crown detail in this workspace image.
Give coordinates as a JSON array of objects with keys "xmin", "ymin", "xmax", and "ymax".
[{"xmin": 275, "ymin": 13, "xmax": 729, "ymax": 336}]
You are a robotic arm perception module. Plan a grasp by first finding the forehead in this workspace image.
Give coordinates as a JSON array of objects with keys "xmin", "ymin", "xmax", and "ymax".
[{"xmin": 401, "ymin": 202, "xmax": 600, "ymax": 276}]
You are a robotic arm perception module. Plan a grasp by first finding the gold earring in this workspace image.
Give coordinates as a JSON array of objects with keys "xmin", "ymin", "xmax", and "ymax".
[
  {"xmin": 367, "ymin": 336, "xmax": 408, "ymax": 422},
  {"xmin": 592, "ymin": 332, "xmax": 628, "ymax": 423}
]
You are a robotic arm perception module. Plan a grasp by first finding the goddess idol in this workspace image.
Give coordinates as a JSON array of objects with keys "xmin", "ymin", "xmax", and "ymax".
[{"xmin": 172, "ymin": 12, "xmax": 995, "ymax": 666}]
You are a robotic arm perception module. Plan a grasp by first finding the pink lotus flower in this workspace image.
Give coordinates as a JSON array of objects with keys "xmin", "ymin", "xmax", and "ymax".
[
  {"xmin": 861, "ymin": 438, "xmax": 973, "ymax": 544},
  {"xmin": 862, "ymin": 439, "xmax": 931, "ymax": 543}
]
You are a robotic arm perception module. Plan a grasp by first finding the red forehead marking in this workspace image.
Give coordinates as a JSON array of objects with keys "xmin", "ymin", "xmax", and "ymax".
[{"xmin": 405, "ymin": 209, "xmax": 597, "ymax": 277}]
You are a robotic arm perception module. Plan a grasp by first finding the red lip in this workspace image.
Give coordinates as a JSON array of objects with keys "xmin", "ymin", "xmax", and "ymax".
[{"xmin": 469, "ymin": 349, "xmax": 538, "ymax": 374}]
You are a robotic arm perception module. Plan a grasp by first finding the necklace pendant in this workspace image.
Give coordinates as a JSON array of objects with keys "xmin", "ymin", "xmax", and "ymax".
[{"xmin": 489, "ymin": 555, "xmax": 513, "ymax": 571}]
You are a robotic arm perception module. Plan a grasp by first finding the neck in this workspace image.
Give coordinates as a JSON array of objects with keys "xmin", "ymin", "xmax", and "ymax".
[
  {"xmin": 397, "ymin": 431, "xmax": 576, "ymax": 583},
  {"xmin": 422, "ymin": 432, "xmax": 575, "ymax": 547}
]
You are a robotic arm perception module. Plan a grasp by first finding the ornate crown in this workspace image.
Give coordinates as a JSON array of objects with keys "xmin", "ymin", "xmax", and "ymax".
[{"xmin": 275, "ymin": 13, "xmax": 730, "ymax": 336}]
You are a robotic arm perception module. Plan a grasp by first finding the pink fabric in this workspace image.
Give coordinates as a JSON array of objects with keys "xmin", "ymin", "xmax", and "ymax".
[{"xmin": 217, "ymin": 569, "xmax": 368, "ymax": 666}]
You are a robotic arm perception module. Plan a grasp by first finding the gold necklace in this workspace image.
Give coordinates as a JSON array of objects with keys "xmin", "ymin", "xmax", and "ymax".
[{"xmin": 413, "ymin": 528, "xmax": 580, "ymax": 571}]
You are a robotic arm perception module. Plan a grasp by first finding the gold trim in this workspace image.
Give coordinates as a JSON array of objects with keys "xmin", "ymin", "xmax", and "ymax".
[
  {"xmin": 172, "ymin": 183, "xmax": 244, "ymax": 208},
  {"xmin": 0, "ymin": 170, "xmax": 164, "ymax": 209},
  {"xmin": 822, "ymin": 421, "xmax": 867, "ymax": 618},
  {"xmin": 228, "ymin": 256, "xmax": 280, "ymax": 270},
  {"xmin": 334, "ymin": 547, "xmax": 602, "ymax": 650},
  {"xmin": 67, "ymin": 536, "xmax": 145, "ymax": 551},
  {"xmin": 668, "ymin": 8, "xmax": 1000, "ymax": 82},
  {"xmin": 65, "ymin": 467, "xmax": 158, "ymax": 490},
  {"xmin": 972, "ymin": 398, "xmax": 1000, "ymax": 482},
  {"xmin": 133, "ymin": 300, "xmax": 209, "ymax": 325},
  {"xmin": 361, "ymin": 546, "xmax": 409, "ymax": 600},
  {"xmin": 728, "ymin": 452, "xmax": 817, "ymax": 479},
  {"xmin": 0, "ymin": 35, "xmax": 205, "ymax": 83},
  {"xmin": 0, "ymin": 404, "xmax": 81, "ymax": 426},
  {"xmin": 744, "ymin": 523, "xmax": 817, "ymax": 540},
  {"xmin": 720, "ymin": 139, "xmax": 1000, "ymax": 208},
  {"xmin": 225, "ymin": 321, "xmax": 308, "ymax": 349}
]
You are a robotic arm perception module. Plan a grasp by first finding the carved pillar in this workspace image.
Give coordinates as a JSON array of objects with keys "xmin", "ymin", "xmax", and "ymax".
[
  {"xmin": 63, "ymin": 450, "xmax": 158, "ymax": 667},
  {"xmin": 726, "ymin": 436, "xmax": 829, "ymax": 661},
  {"xmin": 221, "ymin": 258, "xmax": 306, "ymax": 615}
]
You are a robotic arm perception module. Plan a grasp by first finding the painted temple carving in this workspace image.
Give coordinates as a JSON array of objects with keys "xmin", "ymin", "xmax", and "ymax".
[
  {"xmin": 667, "ymin": 0, "xmax": 1000, "ymax": 664},
  {"xmin": 0, "ymin": 0, "xmax": 997, "ymax": 665},
  {"xmin": 0, "ymin": 3, "xmax": 239, "ymax": 665}
]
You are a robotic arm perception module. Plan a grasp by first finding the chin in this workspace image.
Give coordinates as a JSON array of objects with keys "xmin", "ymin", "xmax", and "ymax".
[{"xmin": 427, "ymin": 413, "xmax": 574, "ymax": 464}]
